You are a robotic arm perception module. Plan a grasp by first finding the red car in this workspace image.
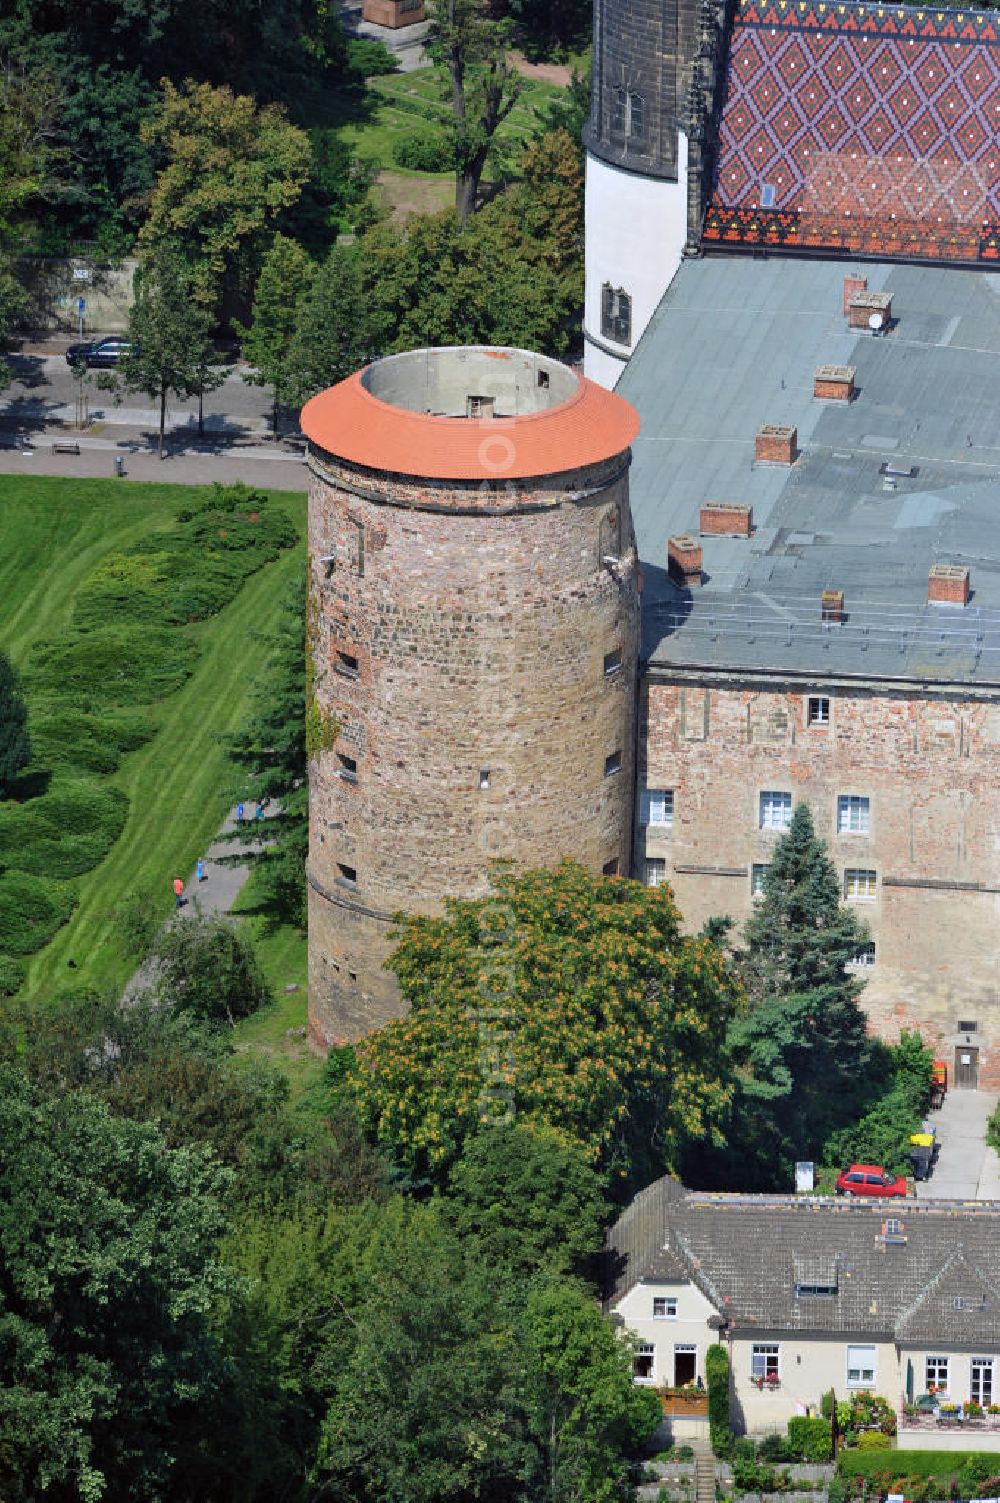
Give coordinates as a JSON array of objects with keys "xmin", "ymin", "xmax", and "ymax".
[{"xmin": 836, "ymin": 1163, "xmax": 907, "ymax": 1198}]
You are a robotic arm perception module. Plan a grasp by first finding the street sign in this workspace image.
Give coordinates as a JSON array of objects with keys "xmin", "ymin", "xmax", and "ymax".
[{"xmin": 77, "ymin": 297, "xmax": 86, "ymax": 314}]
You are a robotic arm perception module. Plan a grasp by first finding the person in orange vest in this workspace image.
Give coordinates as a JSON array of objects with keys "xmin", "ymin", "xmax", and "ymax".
[{"xmin": 173, "ymin": 876, "xmax": 184, "ymax": 909}]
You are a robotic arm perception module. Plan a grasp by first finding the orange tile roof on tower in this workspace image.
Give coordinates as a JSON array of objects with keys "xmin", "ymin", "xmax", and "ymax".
[{"xmin": 300, "ymin": 361, "xmax": 640, "ymax": 481}]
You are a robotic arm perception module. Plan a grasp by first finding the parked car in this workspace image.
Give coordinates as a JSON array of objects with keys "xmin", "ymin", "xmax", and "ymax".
[
  {"xmin": 836, "ymin": 1163, "xmax": 908, "ymax": 1198},
  {"xmin": 65, "ymin": 337, "xmax": 133, "ymax": 368}
]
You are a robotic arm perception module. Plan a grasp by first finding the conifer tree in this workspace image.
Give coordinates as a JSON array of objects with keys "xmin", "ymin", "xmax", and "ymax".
[
  {"xmin": 0, "ymin": 650, "xmax": 30, "ymax": 795},
  {"xmin": 727, "ymin": 802, "xmax": 874, "ymax": 1180}
]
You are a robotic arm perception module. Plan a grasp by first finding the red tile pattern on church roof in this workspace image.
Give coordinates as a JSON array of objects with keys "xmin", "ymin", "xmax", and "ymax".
[{"xmin": 704, "ymin": 0, "xmax": 1000, "ymax": 263}]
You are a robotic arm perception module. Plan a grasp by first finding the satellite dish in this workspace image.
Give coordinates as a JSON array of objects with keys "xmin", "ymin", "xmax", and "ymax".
[{"xmin": 868, "ymin": 311, "xmax": 884, "ymax": 331}]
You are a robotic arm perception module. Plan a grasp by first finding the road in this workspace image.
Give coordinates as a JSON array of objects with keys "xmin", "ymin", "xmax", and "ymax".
[{"xmin": 1, "ymin": 343, "xmax": 273, "ymax": 438}]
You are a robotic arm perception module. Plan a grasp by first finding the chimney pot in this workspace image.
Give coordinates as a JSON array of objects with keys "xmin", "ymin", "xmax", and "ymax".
[
  {"xmin": 755, "ymin": 424, "xmax": 797, "ymax": 465},
  {"xmin": 699, "ymin": 502, "xmax": 753, "ymax": 537},
  {"xmin": 668, "ymin": 533, "xmax": 704, "ymax": 586},
  {"xmin": 814, "ymin": 364, "xmax": 856, "ymax": 401},
  {"xmin": 928, "ymin": 564, "xmax": 970, "ymax": 606}
]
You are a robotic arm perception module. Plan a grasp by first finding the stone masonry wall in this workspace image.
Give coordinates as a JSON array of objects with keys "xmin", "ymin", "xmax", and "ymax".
[
  {"xmin": 308, "ymin": 453, "xmax": 639, "ymax": 1047},
  {"xmin": 640, "ymin": 675, "xmax": 1000, "ymax": 1087}
]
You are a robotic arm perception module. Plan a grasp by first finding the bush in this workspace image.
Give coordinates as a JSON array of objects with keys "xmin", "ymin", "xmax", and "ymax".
[
  {"xmin": 29, "ymin": 627, "xmax": 195, "ymax": 709},
  {"xmin": 855, "ymin": 1431, "xmax": 891, "ymax": 1451},
  {"xmin": 30, "ymin": 709, "xmax": 153, "ymax": 774},
  {"xmin": 345, "ymin": 37, "xmax": 398, "ymax": 76},
  {"xmin": 0, "ymin": 778, "xmax": 128, "ymax": 879},
  {"xmin": 758, "ymin": 1433, "xmax": 794, "ymax": 1463},
  {"xmin": 0, "ymin": 871, "xmax": 76, "ymax": 954},
  {"xmin": 152, "ymin": 913, "xmax": 271, "ymax": 1027},
  {"xmin": 0, "ymin": 955, "xmax": 25, "ymax": 996},
  {"xmin": 393, "ymin": 132, "xmax": 455, "ymax": 172},
  {"xmin": 706, "ymin": 1344, "xmax": 731, "ymax": 1457},
  {"xmin": 787, "ymin": 1416, "xmax": 832, "ymax": 1463},
  {"xmin": 731, "ymin": 1438, "xmax": 757, "ymax": 1462}
]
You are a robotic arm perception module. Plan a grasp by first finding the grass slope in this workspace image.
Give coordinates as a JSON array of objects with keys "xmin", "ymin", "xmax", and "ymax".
[{"xmin": 0, "ymin": 475, "xmax": 306, "ymax": 1002}]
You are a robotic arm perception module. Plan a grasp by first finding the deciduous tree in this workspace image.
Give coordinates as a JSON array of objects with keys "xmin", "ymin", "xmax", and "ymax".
[
  {"xmin": 0, "ymin": 1062, "xmax": 232, "ymax": 1501},
  {"xmin": 239, "ymin": 233, "xmax": 314, "ymax": 432},
  {"xmin": 109, "ymin": 249, "xmax": 221, "ymax": 457},
  {"xmin": 350, "ymin": 861, "xmax": 739, "ymax": 1187},
  {"xmin": 427, "ymin": 0, "xmax": 520, "ymax": 219},
  {"xmin": 139, "ymin": 79, "xmax": 311, "ymax": 316}
]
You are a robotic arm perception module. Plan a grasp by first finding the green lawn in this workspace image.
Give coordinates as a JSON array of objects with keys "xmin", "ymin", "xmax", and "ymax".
[
  {"xmin": 317, "ymin": 65, "xmax": 563, "ymax": 181},
  {"xmin": 0, "ymin": 475, "xmax": 306, "ymax": 1003}
]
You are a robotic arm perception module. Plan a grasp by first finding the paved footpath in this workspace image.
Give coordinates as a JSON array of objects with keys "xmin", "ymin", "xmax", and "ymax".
[
  {"xmin": 0, "ymin": 424, "xmax": 308, "ymax": 492},
  {"xmin": 916, "ymin": 1088, "xmax": 1000, "ymax": 1201}
]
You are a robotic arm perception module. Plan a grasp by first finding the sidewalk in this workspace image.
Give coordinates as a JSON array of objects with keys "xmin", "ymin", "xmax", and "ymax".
[
  {"xmin": 915, "ymin": 1088, "xmax": 1000, "ymax": 1201},
  {"xmin": 0, "ymin": 424, "xmax": 308, "ymax": 491}
]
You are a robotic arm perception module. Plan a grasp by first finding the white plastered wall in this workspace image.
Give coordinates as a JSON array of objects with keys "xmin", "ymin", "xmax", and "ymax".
[
  {"xmin": 583, "ymin": 138, "xmax": 689, "ymax": 390},
  {"xmin": 614, "ymin": 1277, "xmax": 718, "ymax": 1389}
]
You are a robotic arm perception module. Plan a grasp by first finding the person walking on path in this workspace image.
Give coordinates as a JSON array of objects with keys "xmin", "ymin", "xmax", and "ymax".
[
  {"xmin": 172, "ymin": 876, "xmax": 184, "ymax": 909},
  {"xmin": 196, "ymin": 857, "xmax": 206, "ymax": 883},
  {"xmin": 254, "ymin": 801, "xmax": 264, "ymax": 822},
  {"xmin": 236, "ymin": 801, "xmax": 245, "ymax": 824}
]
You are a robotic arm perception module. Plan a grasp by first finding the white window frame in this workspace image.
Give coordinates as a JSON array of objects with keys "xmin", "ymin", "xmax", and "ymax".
[
  {"xmin": 653, "ymin": 1296, "xmax": 678, "ymax": 1320},
  {"xmin": 640, "ymin": 789, "xmax": 674, "ymax": 828},
  {"xmin": 847, "ymin": 1345, "xmax": 876, "ymax": 1388},
  {"xmin": 807, "ymin": 695, "xmax": 830, "ymax": 726},
  {"xmin": 634, "ymin": 1341, "xmax": 655, "ymax": 1382},
  {"xmin": 646, "ymin": 858, "xmax": 667, "ymax": 888},
  {"xmin": 844, "ymin": 868, "xmax": 877, "ymax": 901},
  {"xmin": 926, "ymin": 1355, "xmax": 949, "ymax": 1391},
  {"xmin": 972, "ymin": 1358, "xmax": 994, "ymax": 1406},
  {"xmin": 751, "ymin": 1343, "xmax": 780, "ymax": 1382},
  {"xmin": 751, "ymin": 863, "xmax": 770, "ymax": 898},
  {"xmin": 838, "ymin": 794, "xmax": 871, "ymax": 835},
  {"xmin": 759, "ymin": 790, "xmax": 792, "ymax": 830}
]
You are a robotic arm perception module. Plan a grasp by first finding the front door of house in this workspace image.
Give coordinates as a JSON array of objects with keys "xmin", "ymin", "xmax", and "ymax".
[
  {"xmin": 955, "ymin": 1046, "xmax": 979, "ymax": 1088},
  {"xmin": 674, "ymin": 1345, "xmax": 697, "ymax": 1386}
]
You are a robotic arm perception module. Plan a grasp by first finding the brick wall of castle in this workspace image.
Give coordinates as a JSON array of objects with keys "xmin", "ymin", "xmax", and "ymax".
[
  {"xmin": 640, "ymin": 676, "xmax": 1000, "ymax": 1087},
  {"xmin": 307, "ymin": 453, "xmax": 640, "ymax": 1047}
]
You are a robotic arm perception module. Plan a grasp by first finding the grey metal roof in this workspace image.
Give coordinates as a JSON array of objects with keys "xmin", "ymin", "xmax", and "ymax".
[
  {"xmin": 620, "ymin": 256, "xmax": 1000, "ymax": 687},
  {"xmin": 606, "ymin": 1179, "xmax": 1000, "ymax": 1343}
]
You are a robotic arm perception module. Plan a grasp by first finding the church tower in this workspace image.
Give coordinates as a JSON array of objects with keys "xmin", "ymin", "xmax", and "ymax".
[{"xmin": 583, "ymin": 0, "xmax": 719, "ymax": 388}]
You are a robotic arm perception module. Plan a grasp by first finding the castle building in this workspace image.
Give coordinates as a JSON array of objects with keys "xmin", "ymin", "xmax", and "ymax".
[
  {"xmin": 585, "ymin": 0, "xmax": 1000, "ymax": 1084},
  {"xmin": 300, "ymin": 347, "xmax": 640, "ymax": 1047}
]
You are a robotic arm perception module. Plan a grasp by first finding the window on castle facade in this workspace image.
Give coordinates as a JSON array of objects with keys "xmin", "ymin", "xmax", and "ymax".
[
  {"xmin": 646, "ymin": 858, "xmax": 666, "ymax": 887},
  {"xmin": 640, "ymin": 789, "xmax": 673, "ymax": 827},
  {"xmin": 759, "ymin": 790, "xmax": 792, "ymax": 829},
  {"xmin": 612, "ymin": 86, "xmax": 626, "ymax": 134},
  {"xmin": 751, "ymin": 863, "xmax": 770, "ymax": 898},
  {"xmin": 601, "ymin": 284, "xmax": 632, "ymax": 347},
  {"xmin": 837, "ymin": 794, "xmax": 870, "ymax": 834},
  {"xmin": 627, "ymin": 91, "xmax": 644, "ymax": 139},
  {"xmin": 844, "ymin": 868, "xmax": 877, "ymax": 901},
  {"xmin": 605, "ymin": 751, "xmax": 622, "ymax": 777}
]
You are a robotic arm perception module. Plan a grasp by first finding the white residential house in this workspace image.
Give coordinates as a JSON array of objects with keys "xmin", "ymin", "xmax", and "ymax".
[{"xmin": 606, "ymin": 1178, "xmax": 1000, "ymax": 1450}]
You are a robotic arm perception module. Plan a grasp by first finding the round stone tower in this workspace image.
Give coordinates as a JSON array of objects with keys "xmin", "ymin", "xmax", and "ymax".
[
  {"xmin": 583, "ymin": 0, "xmax": 708, "ymax": 387},
  {"xmin": 300, "ymin": 346, "xmax": 641, "ymax": 1049}
]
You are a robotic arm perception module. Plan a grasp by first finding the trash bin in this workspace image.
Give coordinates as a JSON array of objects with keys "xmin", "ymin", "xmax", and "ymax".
[
  {"xmin": 911, "ymin": 1145, "xmax": 932, "ymax": 1181},
  {"xmin": 114, "ymin": 455, "xmax": 125, "ymax": 477}
]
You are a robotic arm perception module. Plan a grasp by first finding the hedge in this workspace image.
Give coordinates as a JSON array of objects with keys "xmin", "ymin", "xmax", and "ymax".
[
  {"xmin": 0, "ymin": 779, "xmax": 129, "ymax": 879},
  {"xmin": 393, "ymin": 132, "xmax": 455, "ymax": 173},
  {"xmin": 837, "ymin": 1448, "xmax": 998, "ymax": 1481},
  {"xmin": 29, "ymin": 709, "xmax": 153, "ymax": 775},
  {"xmin": 706, "ymin": 1344, "xmax": 731, "ymax": 1455},
  {"xmin": 0, "ymin": 955, "xmax": 26, "ymax": 996},
  {"xmin": 29, "ymin": 627, "xmax": 195, "ymax": 710},
  {"xmin": 787, "ymin": 1415, "xmax": 832, "ymax": 1462}
]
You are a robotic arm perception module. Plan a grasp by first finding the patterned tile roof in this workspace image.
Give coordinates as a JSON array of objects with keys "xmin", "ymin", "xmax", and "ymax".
[
  {"xmin": 607, "ymin": 1180, "xmax": 1000, "ymax": 1342},
  {"xmin": 704, "ymin": 0, "xmax": 1000, "ymax": 264}
]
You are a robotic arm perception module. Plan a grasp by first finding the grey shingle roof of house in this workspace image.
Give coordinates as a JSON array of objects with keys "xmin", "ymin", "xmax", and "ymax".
[
  {"xmin": 618, "ymin": 256, "xmax": 1000, "ymax": 688},
  {"xmin": 606, "ymin": 1178, "xmax": 1000, "ymax": 1342}
]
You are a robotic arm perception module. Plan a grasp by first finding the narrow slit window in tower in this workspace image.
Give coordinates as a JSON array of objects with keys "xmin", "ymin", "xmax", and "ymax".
[
  {"xmin": 627, "ymin": 92, "xmax": 644, "ymax": 139},
  {"xmin": 612, "ymin": 86, "xmax": 626, "ymax": 134},
  {"xmin": 601, "ymin": 284, "xmax": 632, "ymax": 347}
]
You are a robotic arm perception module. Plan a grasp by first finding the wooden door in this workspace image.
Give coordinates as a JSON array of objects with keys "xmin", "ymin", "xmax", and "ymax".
[{"xmin": 955, "ymin": 1046, "xmax": 979, "ymax": 1088}]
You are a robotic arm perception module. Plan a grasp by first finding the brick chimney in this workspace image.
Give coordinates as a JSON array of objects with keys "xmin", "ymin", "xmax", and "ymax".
[
  {"xmin": 667, "ymin": 534, "xmax": 703, "ymax": 587},
  {"xmin": 814, "ymin": 364, "xmax": 856, "ymax": 401},
  {"xmin": 700, "ymin": 502, "xmax": 753, "ymax": 537},
  {"xmin": 843, "ymin": 274, "xmax": 868, "ymax": 314},
  {"xmin": 847, "ymin": 291, "xmax": 892, "ymax": 331},
  {"xmin": 821, "ymin": 589, "xmax": 845, "ymax": 623},
  {"xmin": 928, "ymin": 564, "xmax": 970, "ymax": 606},
  {"xmin": 755, "ymin": 424, "xmax": 797, "ymax": 465}
]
